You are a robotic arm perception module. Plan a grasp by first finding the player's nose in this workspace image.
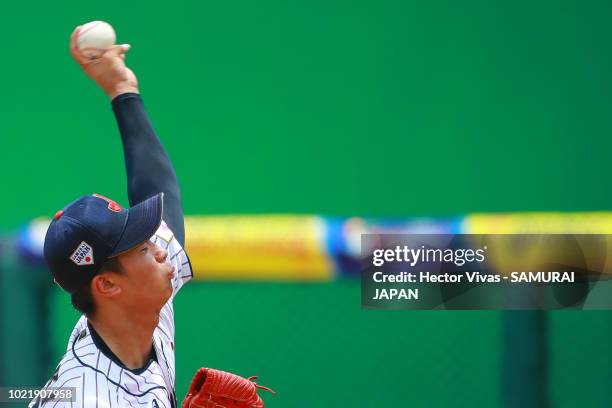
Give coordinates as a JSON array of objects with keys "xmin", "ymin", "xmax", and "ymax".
[{"xmin": 155, "ymin": 245, "xmax": 168, "ymax": 263}]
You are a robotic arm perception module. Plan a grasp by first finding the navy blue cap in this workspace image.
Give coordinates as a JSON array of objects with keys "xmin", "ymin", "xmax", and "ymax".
[{"xmin": 44, "ymin": 192, "xmax": 164, "ymax": 294}]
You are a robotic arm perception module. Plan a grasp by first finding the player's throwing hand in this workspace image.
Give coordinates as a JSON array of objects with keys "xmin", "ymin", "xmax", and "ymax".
[{"xmin": 70, "ymin": 25, "xmax": 139, "ymax": 99}]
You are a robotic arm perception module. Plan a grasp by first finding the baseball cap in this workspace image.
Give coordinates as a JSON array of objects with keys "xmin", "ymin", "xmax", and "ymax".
[{"xmin": 43, "ymin": 192, "xmax": 164, "ymax": 294}]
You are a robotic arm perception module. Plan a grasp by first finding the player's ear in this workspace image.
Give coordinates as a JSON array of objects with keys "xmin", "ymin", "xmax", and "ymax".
[{"xmin": 91, "ymin": 273, "xmax": 122, "ymax": 298}]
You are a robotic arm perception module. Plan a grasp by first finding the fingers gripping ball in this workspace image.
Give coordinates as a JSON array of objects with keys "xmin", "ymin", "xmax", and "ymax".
[
  {"xmin": 182, "ymin": 368, "xmax": 275, "ymax": 408},
  {"xmin": 77, "ymin": 21, "xmax": 116, "ymax": 59}
]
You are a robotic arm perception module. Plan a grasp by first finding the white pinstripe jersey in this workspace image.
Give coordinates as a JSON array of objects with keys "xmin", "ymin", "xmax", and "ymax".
[{"xmin": 30, "ymin": 221, "xmax": 193, "ymax": 408}]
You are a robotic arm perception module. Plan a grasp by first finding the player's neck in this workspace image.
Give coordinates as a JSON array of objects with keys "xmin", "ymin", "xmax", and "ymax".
[{"xmin": 88, "ymin": 307, "xmax": 159, "ymax": 370}]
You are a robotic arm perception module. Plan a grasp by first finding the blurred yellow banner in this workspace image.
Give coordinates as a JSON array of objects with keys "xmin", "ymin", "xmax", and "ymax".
[
  {"xmin": 463, "ymin": 212, "xmax": 612, "ymax": 234},
  {"xmin": 185, "ymin": 215, "xmax": 334, "ymax": 280}
]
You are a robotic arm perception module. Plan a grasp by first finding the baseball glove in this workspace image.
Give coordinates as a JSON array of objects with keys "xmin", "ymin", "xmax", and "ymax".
[{"xmin": 182, "ymin": 367, "xmax": 274, "ymax": 408}]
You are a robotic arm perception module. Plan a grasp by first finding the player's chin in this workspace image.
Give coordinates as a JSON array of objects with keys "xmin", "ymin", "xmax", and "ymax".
[
  {"xmin": 156, "ymin": 291, "xmax": 172, "ymax": 310},
  {"xmin": 154, "ymin": 281, "xmax": 173, "ymax": 307},
  {"xmin": 163, "ymin": 281, "xmax": 173, "ymax": 300}
]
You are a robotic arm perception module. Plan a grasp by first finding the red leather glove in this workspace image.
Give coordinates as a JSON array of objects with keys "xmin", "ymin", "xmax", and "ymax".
[{"xmin": 182, "ymin": 367, "xmax": 274, "ymax": 408}]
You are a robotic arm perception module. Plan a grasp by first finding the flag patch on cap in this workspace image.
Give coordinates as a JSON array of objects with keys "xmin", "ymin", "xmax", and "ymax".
[{"xmin": 70, "ymin": 241, "xmax": 95, "ymax": 266}]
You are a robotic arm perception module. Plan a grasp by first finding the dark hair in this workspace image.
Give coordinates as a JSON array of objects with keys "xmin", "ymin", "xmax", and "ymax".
[{"xmin": 71, "ymin": 257, "xmax": 123, "ymax": 316}]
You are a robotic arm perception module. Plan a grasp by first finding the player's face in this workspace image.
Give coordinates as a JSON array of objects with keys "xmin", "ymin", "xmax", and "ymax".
[{"xmin": 115, "ymin": 239, "xmax": 175, "ymax": 311}]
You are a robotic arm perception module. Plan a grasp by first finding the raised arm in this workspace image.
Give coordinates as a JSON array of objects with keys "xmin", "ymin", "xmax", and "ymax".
[
  {"xmin": 111, "ymin": 94, "xmax": 184, "ymax": 246},
  {"xmin": 69, "ymin": 26, "xmax": 185, "ymax": 246}
]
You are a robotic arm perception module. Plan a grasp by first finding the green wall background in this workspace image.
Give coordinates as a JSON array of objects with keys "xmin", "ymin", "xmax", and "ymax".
[{"xmin": 1, "ymin": 0, "xmax": 611, "ymax": 406}]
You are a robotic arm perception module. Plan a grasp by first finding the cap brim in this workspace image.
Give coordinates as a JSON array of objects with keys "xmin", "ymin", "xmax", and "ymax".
[{"xmin": 109, "ymin": 192, "xmax": 164, "ymax": 256}]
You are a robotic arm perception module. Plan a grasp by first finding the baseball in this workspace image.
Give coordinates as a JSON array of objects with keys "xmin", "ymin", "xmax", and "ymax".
[{"xmin": 76, "ymin": 21, "xmax": 116, "ymax": 59}]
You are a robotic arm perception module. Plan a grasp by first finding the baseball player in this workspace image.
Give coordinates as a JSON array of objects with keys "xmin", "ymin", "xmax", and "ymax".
[{"xmin": 29, "ymin": 26, "xmax": 271, "ymax": 408}]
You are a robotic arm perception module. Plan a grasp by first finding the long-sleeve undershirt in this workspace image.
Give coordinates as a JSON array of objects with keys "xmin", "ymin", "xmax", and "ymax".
[{"xmin": 111, "ymin": 93, "xmax": 185, "ymax": 247}]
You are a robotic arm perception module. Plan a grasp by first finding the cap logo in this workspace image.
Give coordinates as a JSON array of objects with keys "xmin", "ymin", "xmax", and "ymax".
[
  {"xmin": 93, "ymin": 193, "xmax": 122, "ymax": 212},
  {"xmin": 70, "ymin": 241, "xmax": 95, "ymax": 266}
]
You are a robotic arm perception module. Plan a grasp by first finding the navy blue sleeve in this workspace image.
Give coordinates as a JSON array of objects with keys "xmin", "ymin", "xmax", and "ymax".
[{"xmin": 111, "ymin": 93, "xmax": 185, "ymax": 247}]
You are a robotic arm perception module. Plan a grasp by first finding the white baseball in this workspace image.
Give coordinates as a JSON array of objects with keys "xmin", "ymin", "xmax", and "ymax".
[{"xmin": 76, "ymin": 21, "xmax": 116, "ymax": 59}]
